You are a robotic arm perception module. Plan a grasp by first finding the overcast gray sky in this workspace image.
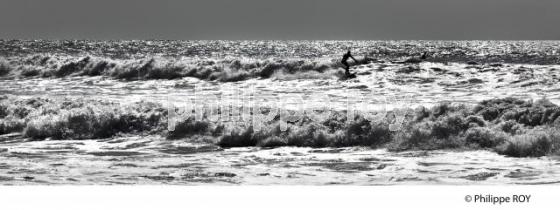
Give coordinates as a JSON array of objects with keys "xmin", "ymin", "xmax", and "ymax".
[{"xmin": 1, "ymin": 0, "xmax": 559, "ymax": 40}]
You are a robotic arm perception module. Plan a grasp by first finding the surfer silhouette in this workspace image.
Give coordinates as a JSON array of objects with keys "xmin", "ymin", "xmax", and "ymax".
[
  {"xmin": 421, "ymin": 52, "xmax": 428, "ymax": 60},
  {"xmin": 341, "ymin": 50, "xmax": 358, "ymax": 76}
]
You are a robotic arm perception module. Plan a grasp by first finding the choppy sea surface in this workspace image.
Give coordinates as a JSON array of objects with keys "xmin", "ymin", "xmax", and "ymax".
[{"xmin": 1, "ymin": 40, "xmax": 560, "ymax": 185}]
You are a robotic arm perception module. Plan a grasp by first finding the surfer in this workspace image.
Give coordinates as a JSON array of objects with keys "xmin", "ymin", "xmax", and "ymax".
[
  {"xmin": 421, "ymin": 51, "xmax": 428, "ymax": 60},
  {"xmin": 400, "ymin": 52, "xmax": 429, "ymax": 64},
  {"xmin": 341, "ymin": 50, "xmax": 358, "ymax": 76}
]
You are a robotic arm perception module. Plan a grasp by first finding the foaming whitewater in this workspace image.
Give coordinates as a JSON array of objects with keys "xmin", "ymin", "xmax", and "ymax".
[{"xmin": 1, "ymin": 40, "xmax": 560, "ymax": 185}]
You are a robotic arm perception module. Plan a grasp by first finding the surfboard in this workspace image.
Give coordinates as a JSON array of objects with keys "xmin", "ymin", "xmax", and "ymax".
[{"xmin": 340, "ymin": 73, "xmax": 356, "ymax": 80}]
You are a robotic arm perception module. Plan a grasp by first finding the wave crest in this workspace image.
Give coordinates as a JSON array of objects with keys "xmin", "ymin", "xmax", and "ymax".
[
  {"xmin": 1, "ymin": 55, "xmax": 349, "ymax": 82},
  {"xmin": 2, "ymin": 95, "xmax": 560, "ymax": 157}
]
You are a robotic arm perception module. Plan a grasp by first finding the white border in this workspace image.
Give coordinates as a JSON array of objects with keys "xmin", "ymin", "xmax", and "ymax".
[{"xmin": 0, "ymin": 186, "xmax": 554, "ymax": 210}]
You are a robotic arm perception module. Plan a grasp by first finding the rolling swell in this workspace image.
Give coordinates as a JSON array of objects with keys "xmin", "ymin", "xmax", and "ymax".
[
  {"xmin": 0, "ymin": 55, "xmax": 343, "ymax": 81},
  {"xmin": 1, "ymin": 40, "xmax": 559, "ymax": 65},
  {"xmin": 1, "ymin": 95, "xmax": 559, "ymax": 157}
]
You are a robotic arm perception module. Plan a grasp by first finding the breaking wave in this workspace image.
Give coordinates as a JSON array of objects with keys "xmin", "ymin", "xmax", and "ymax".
[
  {"xmin": 2, "ymin": 95, "xmax": 559, "ymax": 158},
  {"xmin": 0, "ymin": 54, "xmax": 355, "ymax": 82}
]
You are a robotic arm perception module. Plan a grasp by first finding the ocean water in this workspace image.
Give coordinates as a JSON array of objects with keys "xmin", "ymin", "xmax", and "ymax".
[{"xmin": 1, "ymin": 40, "xmax": 560, "ymax": 185}]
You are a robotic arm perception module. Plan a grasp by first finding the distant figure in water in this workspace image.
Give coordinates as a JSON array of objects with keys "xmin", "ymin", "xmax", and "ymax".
[
  {"xmin": 421, "ymin": 51, "xmax": 428, "ymax": 60},
  {"xmin": 403, "ymin": 52, "xmax": 429, "ymax": 64},
  {"xmin": 341, "ymin": 50, "xmax": 358, "ymax": 76}
]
